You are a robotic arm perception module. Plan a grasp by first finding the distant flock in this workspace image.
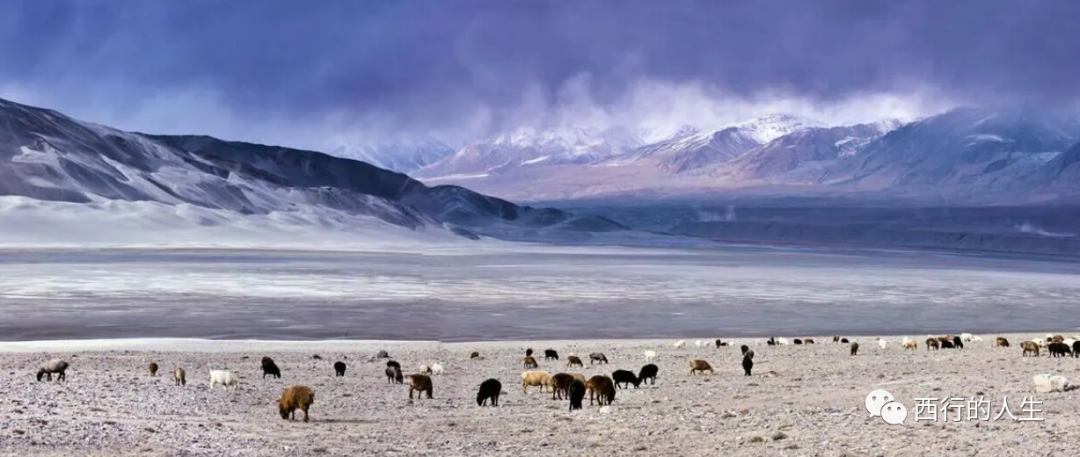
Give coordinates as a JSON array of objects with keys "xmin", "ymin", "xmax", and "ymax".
[{"xmin": 29, "ymin": 333, "xmax": 1080, "ymax": 422}]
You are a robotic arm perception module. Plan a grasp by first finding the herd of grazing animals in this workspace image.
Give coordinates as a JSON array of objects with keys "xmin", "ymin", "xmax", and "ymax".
[{"xmin": 25, "ymin": 333, "xmax": 1080, "ymax": 423}]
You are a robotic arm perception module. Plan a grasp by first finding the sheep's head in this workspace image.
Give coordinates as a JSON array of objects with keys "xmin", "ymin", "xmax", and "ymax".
[
  {"xmin": 36, "ymin": 369, "xmax": 44, "ymax": 381},
  {"xmin": 278, "ymin": 400, "xmax": 290, "ymax": 419}
]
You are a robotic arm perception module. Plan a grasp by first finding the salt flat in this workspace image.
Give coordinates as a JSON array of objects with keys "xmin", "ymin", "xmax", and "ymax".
[
  {"xmin": 1, "ymin": 334, "xmax": 1078, "ymax": 457},
  {"xmin": 1, "ymin": 246, "xmax": 1079, "ymax": 341}
]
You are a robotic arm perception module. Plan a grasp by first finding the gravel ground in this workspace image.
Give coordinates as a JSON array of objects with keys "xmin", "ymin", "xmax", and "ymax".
[{"xmin": 1, "ymin": 334, "xmax": 1079, "ymax": 457}]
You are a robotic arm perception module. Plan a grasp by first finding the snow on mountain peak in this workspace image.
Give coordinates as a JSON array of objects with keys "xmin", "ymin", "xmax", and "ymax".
[{"xmin": 723, "ymin": 114, "xmax": 827, "ymax": 144}]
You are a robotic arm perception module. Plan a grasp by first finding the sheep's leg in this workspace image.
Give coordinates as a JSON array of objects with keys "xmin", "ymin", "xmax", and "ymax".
[
  {"xmin": 426, "ymin": 388, "xmax": 432, "ymax": 399},
  {"xmin": 302, "ymin": 407, "xmax": 309, "ymax": 423},
  {"xmin": 409, "ymin": 388, "xmax": 414, "ymax": 399}
]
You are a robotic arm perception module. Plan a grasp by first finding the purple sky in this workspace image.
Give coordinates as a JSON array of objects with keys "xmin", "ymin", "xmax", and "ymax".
[{"xmin": 1, "ymin": 0, "xmax": 1077, "ymax": 149}]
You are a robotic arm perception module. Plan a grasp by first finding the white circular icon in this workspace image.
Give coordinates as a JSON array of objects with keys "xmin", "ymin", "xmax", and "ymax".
[
  {"xmin": 865, "ymin": 389, "xmax": 894, "ymax": 417},
  {"xmin": 880, "ymin": 401, "xmax": 907, "ymax": 425}
]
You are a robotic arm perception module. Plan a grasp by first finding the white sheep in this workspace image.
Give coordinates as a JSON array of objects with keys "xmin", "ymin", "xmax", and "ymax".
[
  {"xmin": 877, "ymin": 338, "xmax": 887, "ymax": 349},
  {"xmin": 521, "ymin": 370, "xmax": 552, "ymax": 394},
  {"xmin": 209, "ymin": 370, "xmax": 239, "ymax": 390},
  {"xmin": 776, "ymin": 337, "xmax": 790, "ymax": 346},
  {"xmin": 430, "ymin": 363, "xmax": 445, "ymax": 375},
  {"xmin": 419, "ymin": 364, "xmax": 432, "ymax": 374},
  {"xmin": 673, "ymin": 340, "xmax": 686, "ymax": 348},
  {"xmin": 1034, "ymin": 374, "xmax": 1070, "ymax": 393},
  {"xmin": 695, "ymin": 339, "xmax": 706, "ymax": 348},
  {"xmin": 901, "ymin": 336, "xmax": 914, "ymax": 346},
  {"xmin": 644, "ymin": 350, "xmax": 658, "ymax": 362}
]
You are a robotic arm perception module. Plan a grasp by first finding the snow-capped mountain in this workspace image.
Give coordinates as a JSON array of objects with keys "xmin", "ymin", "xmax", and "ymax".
[
  {"xmin": 414, "ymin": 125, "xmax": 644, "ymax": 179},
  {"xmin": 326, "ymin": 135, "xmax": 454, "ymax": 174},
  {"xmin": 730, "ymin": 122, "xmax": 902, "ymax": 181},
  {"xmin": 0, "ymin": 97, "xmax": 625, "ymax": 246}
]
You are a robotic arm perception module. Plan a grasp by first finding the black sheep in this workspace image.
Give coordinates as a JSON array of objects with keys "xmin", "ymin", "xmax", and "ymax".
[
  {"xmin": 953, "ymin": 336, "xmax": 964, "ymax": 349},
  {"xmin": 525, "ymin": 348, "xmax": 534, "ymax": 357},
  {"xmin": 386, "ymin": 360, "xmax": 401, "ymax": 370},
  {"xmin": 637, "ymin": 364, "xmax": 659, "ymax": 385},
  {"xmin": 476, "ymin": 378, "xmax": 502, "ymax": 406},
  {"xmin": 611, "ymin": 369, "xmax": 640, "ymax": 389},
  {"xmin": 766, "ymin": 337, "xmax": 777, "ymax": 346},
  {"xmin": 941, "ymin": 340, "xmax": 955, "ymax": 349},
  {"xmin": 840, "ymin": 338, "xmax": 849, "ymax": 344},
  {"xmin": 568, "ymin": 380, "xmax": 586, "ymax": 411},
  {"xmin": 740, "ymin": 344, "xmax": 750, "ymax": 356},
  {"xmin": 742, "ymin": 355, "xmax": 753, "ymax": 376},
  {"xmin": 715, "ymin": 339, "xmax": 728, "ymax": 348},
  {"xmin": 793, "ymin": 339, "xmax": 803, "ymax": 345},
  {"xmin": 334, "ymin": 361, "xmax": 347, "ymax": 377},
  {"xmin": 386, "ymin": 366, "xmax": 403, "ymax": 384},
  {"xmin": 261, "ymin": 356, "xmax": 281, "ymax": 379},
  {"xmin": 376, "ymin": 350, "xmax": 390, "ymax": 359},
  {"xmin": 1073, "ymin": 341, "xmax": 1080, "ymax": 358},
  {"xmin": 544, "ymin": 349, "xmax": 559, "ymax": 360}
]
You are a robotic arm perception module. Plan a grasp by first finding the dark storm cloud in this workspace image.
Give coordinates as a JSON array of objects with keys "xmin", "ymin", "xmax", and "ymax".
[{"xmin": 1, "ymin": 0, "xmax": 1077, "ymax": 145}]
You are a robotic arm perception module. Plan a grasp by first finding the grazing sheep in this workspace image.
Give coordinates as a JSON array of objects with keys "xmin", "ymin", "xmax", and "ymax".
[
  {"xmin": 277, "ymin": 385, "xmax": 315, "ymax": 422},
  {"xmin": 386, "ymin": 360, "xmax": 401, "ymax": 371},
  {"xmin": 386, "ymin": 366, "xmax": 404, "ymax": 384},
  {"xmin": 832, "ymin": 335, "xmax": 840, "ymax": 343},
  {"xmin": 430, "ymin": 363, "xmax": 445, "ymax": 375},
  {"xmin": 470, "ymin": 351, "xmax": 481, "ymax": 360},
  {"xmin": 544, "ymin": 349, "xmax": 559, "ymax": 361},
  {"xmin": 477, "ymin": 378, "xmax": 502, "ymax": 406},
  {"xmin": 568, "ymin": 380, "xmax": 586, "ymax": 411},
  {"xmin": 550, "ymin": 373, "xmax": 576, "ymax": 400},
  {"xmin": 903, "ymin": 339, "xmax": 918, "ymax": 350},
  {"xmin": 715, "ymin": 339, "xmax": 729, "ymax": 347},
  {"xmin": 569, "ymin": 373, "xmax": 587, "ymax": 384},
  {"xmin": 311, "ymin": 355, "xmax": 322, "ymax": 360},
  {"xmin": 376, "ymin": 350, "xmax": 390, "ymax": 359},
  {"xmin": 589, "ymin": 352, "xmax": 609, "ymax": 364},
  {"xmin": 1048, "ymin": 342, "xmax": 1071, "ymax": 357},
  {"xmin": 36, "ymin": 359, "xmax": 69, "ymax": 382},
  {"xmin": 695, "ymin": 339, "xmax": 706, "ymax": 348},
  {"xmin": 1034, "ymin": 374, "xmax": 1071, "ymax": 393},
  {"xmin": 638, "ymin": 364, "xmax": 658, "ymax": 385},
  {"xmin": 1051, "ymin": 335, "xmax": 1065, "ymax": 343},
  {"xmin": 644, "ymin": 350, "xmax": 658, "ymax": 362},
  {"xmin": 742, "ymin": 354, "xmax": 753, "ymax": 376},
  {"xmin": 419, "ymin": 364, "xmax": 432, "ymax": 375},
  {"xmin": 334, "ymin": 361, "xmax": 347, "ymax": 377},
  {"xmin": 952, "ymin": 336, "xmax": 964, "ymax": 349},
  {"xmin": 877, "ymin": 339, "xmax": 887, "ymax": 350},
  {"xmin": 585, "ymin": 375, "xmax": 616, "ymax": 406},
  {"xmin": 522, "ymin": 370, "xmax": 553, "ymax": 394},
  {"xmin": 940, "ymin": 340, "xmax": 955, "ymax": 349},
  {"xmin": 566, "ymin": 356, "xmax": 584, "ymax": 368},
  {"xmin": 744, "ymin": 349, "xmax": 755, "ymax": 359},
  {"xmin": 793, "ymin": 338, "xmax": 803, "ymax": 345},
  {"xmin": 611, "ymin": 369, "xmax": 640, "ymax": 389},
  {"xmin": 209, "ymin": 370, "xmax": 239, "ymax": 390},
  {"xmin": 525, "ymin": 348, "xmax": 534, "ymax": 357},
  {"xmin": 523, "ymin": 356, "xmax": 539, "ymax": 369},
  {"xmin": 1073, "ymin": 341, "xmax": 1080, "ymax": 358},
  {"xmin": 850, "ymin": 342, "xmax": 859, "ymax": 356},
  {"xmin": 673, "ymin": 340, "xmax": 686, "ymax": 348},
  {"xmin": 777, "ymin": 337, "xmax": 790, "ymax": 346},
  {"xmin": 804, "ymin": 338, "xmax": 815, "ymax": 344},
  {"xmin": 407, "ymin": 374, "xmax": 434, "ymax": 399},
  {"xmin": 148, "ymin": 362, "xmax": 159, "ymax": 377},
  {"xmin": 740, "ymin": 344, "xmax": 750, "ymax": 356},
  {"xmin": 688, "ymin": 359, "xmax": 714, "ymax": 375},
  {"xmin": 926, "ymin": 338, "xmax": 940, "ymax": 351},
  {"xmin": 960, "ymin": 333, "xmax": 975, "ymax": 342},
  {"xmin": 766, "ymin": 337, "xmax": 777, "ymax": 346},
  {"xmin": 840, "ymin": 338, "xmax": 849, "ymax": 344},
  {"xmin": 1022, "ymin": 341, "xmax": 1040, "ymax": 357},
  {"xmin": 173, "ymin": 367, "xmax": 186, "ymax": 386},
  {"xmin": 995, "ymin": 337, "xmax": 1010, "ymax": 348},
  {"xmin": 261, "ymin": 356, "xmax": 282, "ymax": 379}
]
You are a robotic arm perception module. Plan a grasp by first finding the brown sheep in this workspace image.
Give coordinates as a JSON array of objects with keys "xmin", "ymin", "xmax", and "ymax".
[
  {"xmin": 148, "ymin": 362, "xmax": 159, "ymax": 377},
  {"xmin": 550, "ymin": 373, "xmax": 576, "ymax": 400},
  {"xmin": 832, "ymin": 335, "xmax": 840, "ymax": 343},
  {"xmin": 278, "ymin": 385, "xmax": 315, "ymax": 422},
  {"xmin": 470, "ymin": 351, "xmax": 481, "ymax": 360},
  {"xmin": 585, "ymin": 375, "xmax": 616, "ymax": 406},
  {"xmin": 173, "ymin": 367, "xmax": 186, "ymax": 386},
  {"xmin": 804, "ymin": 338, "xmax": 815, "ymax": 344},
  {"xmin": 1022, "ymin": 341, "xmax": 1040, "ymax": 357},
  {"xmin": 925, "ymin": 338, "xmax": 940, "ymax": 351},
  {"xmin": 589, "ymin": 353, "xmax": 609, "ymax": 364},
  {"xmin": 407, "ymin": 374, "xmax": 433, "ymax": 399},
  {"xmin": 850, "ymin": 341, "xmax": 859, "ymax": 356},
  {"xmin": 688, "ymin": 359, "xmax": 713, "ymax": 375},
  {"xmin": 36, "ymin": 359, "xmax": 69, "ymax": 382},
  {"xmin": 566, "ymin": 356, "xmax": 584, "ymax": 368},
  {"xmin": 1051, "ymin": 335, "xmax": 1065, "ymax": 343},
  {"xmin": 903, "ymin": 340, "xmax": 918, "ymax": 350},
  {"xmin": 995, "ymin": 337, "xmax": 1010, "ymax": 348},
  {"xmin": 523, "ymin": 355, "xmax": 539, "ymax": 369},
  {"xmin": 521, "ymin": 370, "xmax": 552, "ymax": 394}
]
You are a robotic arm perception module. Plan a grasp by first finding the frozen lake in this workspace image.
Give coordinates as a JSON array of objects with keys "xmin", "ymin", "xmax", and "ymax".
[{"xmin": 1, "ymin": 246, "xmax": 1079, "ymax": 341}]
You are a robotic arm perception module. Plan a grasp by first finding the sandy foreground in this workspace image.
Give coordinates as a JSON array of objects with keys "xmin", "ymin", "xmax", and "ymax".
[{"xmin": 1, "ymin": 334, "xmax": 1078, "ymax": 457}]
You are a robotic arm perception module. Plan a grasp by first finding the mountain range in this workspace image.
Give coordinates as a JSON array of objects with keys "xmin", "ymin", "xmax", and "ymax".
[
  {"xmin": 0, "ymin": 97, "xmax": 626, "ymax": 247},
  {"xmin": 389, "ymin": 109, "xmax": 1080, "ymax": 204}
]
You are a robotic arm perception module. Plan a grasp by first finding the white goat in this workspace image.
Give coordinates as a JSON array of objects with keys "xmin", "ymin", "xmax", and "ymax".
[{"xmin": 209, "ymin": 370, "xmax": 239, "ymax": 390}]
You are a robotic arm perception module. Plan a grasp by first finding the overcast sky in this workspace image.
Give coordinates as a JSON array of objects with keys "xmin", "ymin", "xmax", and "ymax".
[{"xmin": 2, "ymin": 0, "xmax": 1077, "ymax": 150}]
